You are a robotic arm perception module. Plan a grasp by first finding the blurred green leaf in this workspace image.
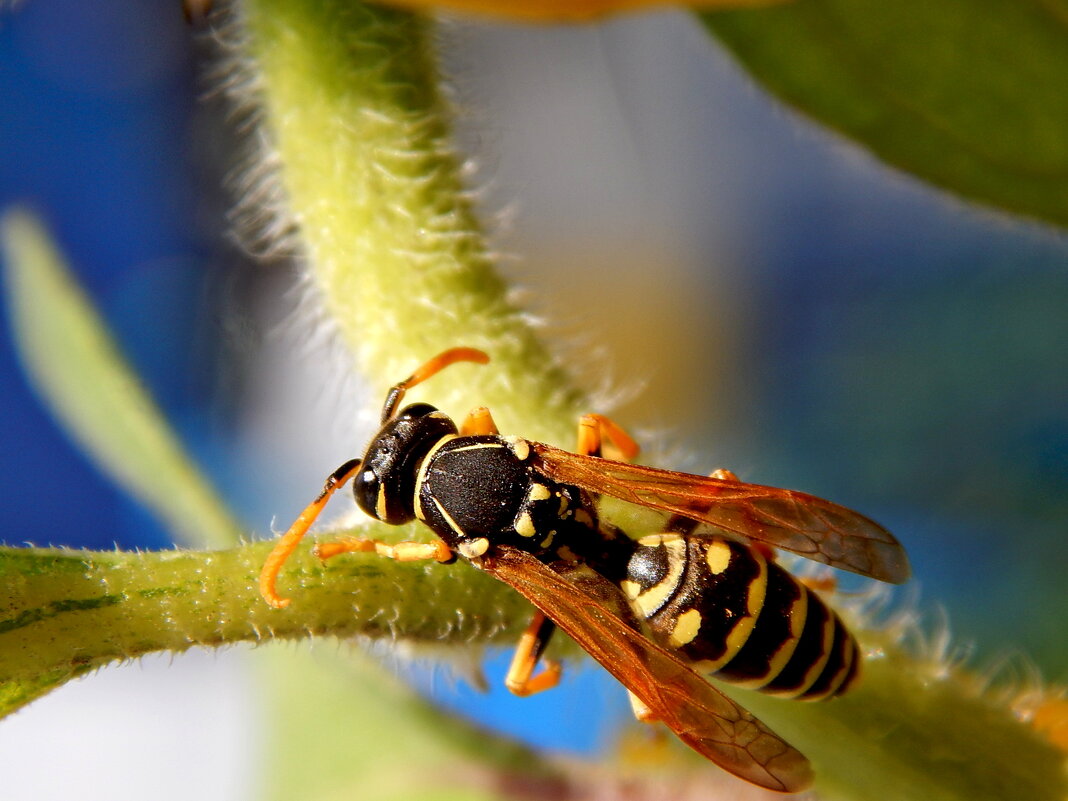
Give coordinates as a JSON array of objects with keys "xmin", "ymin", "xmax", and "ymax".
[
  {"xmin": 259, "ymin": 648, "xmax": 558, "ymax": 801},
  {"xmin": 701, "ymin": 0, "xmax": 1068, "ymax": 228},
  {"xmin": 0, "ymin": 209, "xmax": 241, "ymax": 548}
]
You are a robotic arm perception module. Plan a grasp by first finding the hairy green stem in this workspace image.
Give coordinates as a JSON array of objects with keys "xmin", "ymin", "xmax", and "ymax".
[
  {"xmin": 241, "ymin": 0, "xmax": 582, "ymax": 445},
  {"xmin": 0, "ymin": 536, "xmax": 541, "ymax": 688}
]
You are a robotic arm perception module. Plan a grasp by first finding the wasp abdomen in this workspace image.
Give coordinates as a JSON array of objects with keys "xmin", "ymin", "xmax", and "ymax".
[{"xmin": 622, "ymin": 533, "xmax": 858, "ymax": 701}]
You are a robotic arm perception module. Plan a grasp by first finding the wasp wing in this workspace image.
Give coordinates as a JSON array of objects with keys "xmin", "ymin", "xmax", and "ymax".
[
  {"xmin": 480, "ymin": 546, "xmax": 813, "ymax": 793},
  {"xmin": 531, "ymin": 443, "xmax": 909, "ymax": 584}
]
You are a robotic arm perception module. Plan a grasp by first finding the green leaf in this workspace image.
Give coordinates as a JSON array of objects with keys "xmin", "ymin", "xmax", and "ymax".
[
  {"xmin": 258, "ymin": 648, "xmax": 557, "ymax": 801},
  {"xmin": 700, "ymin": 0, "xmax": 1068, "ymax": 228},
  {"xmin": 0, "ymin": 210, "xmax": 241, "ymax": 548}
]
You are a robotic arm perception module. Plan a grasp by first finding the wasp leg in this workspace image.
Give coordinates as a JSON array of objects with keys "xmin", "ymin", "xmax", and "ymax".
[
  {"xmin": 798, "ymin": 575, "xmax": 841, "ymax": 595},
  {"xmin": 314, "ymin": 537, "xmax": 453, "ymax": 563},
  {"xmin": 627, "ymin": 691, "xmax": 659, "ymax": 723},
  {"xmin": 259, "ymin": 459, "xmax": 363, "ymax": 609},
  {"xmin": 663, "ymin": 468, "xmax": 755, "ymax": 539},
  {"xmin": 576, "ymin": 413, "xmax": 640, "ymax": 461},
  {"xmin": 504, "ymin": 611, "xmax": 562, "ymax": 697},
  {"xmin": 459, "ymin": 406, "xmax": 499, "ymax": 436}
]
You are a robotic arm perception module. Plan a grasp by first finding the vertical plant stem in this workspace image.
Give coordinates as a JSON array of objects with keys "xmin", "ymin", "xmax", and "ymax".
[{"xmin": 241, "ymin": 0, "xmax": 581, "ymax": 442}]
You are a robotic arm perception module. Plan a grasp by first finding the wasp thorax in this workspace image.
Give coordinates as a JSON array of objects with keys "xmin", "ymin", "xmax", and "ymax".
[{"xmin": 352, "ymin": 403, "xmax": 457, "ymax": 524}]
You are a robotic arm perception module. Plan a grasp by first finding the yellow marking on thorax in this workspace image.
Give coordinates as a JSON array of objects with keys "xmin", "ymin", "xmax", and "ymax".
[
  {"xmin": 412, "ymin": 434, "xmax": 458, "ymax": 521},
  {"xmin": 447, "ymin": 441, "xmax": 506, "ymax": 454},
  {"xmin": 630, "ymin": 533, "xmax": 687, "ymax": 619},
  {"xmin": 620, "ymin": 579, "xmax": 640, "ymax": 600},
  {"xmin": 504, "ymin": 436, "xmax": 530, "ymax": 461},
  {"xmin": 515, "ymin": 511, "xmax": 537, "ymax": 537},
  {"xmin": 668, "ymin": 608, "xmax": 703, "ymax": 647},
  {"xmin": 430, "ymin": 495, "xmax": 467, "ymax": 538},
  {"xmin": 458, "ymin": 537, "xmax": 490, "ymax": 559},
  {"xmin": 528, "ymin": 483, "xmax": 551, "ymax": 502},
  {"xmin": 556, "ymin": 545, "xmax": 579, "ymax": 563}
]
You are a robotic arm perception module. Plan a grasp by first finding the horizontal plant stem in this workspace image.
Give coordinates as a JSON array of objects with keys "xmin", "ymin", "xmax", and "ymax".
[{"xmin": 0, "ymin": 534, "xmax": 538, "ymax": 686}]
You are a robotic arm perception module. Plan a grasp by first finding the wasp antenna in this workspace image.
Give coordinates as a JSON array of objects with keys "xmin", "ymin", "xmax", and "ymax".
[
  {"xmin": 381, "ymin": 347, "xmax": 490, "ymax": 421},
  {"xmin": 259, "ymin": 459, "xmax": 362, "ymax": 609}
]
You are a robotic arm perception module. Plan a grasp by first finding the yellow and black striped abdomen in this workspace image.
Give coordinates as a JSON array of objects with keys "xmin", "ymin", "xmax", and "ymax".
[{"xmin": 621, "ymin": 533, "xmax": 859, "ymax": 701}]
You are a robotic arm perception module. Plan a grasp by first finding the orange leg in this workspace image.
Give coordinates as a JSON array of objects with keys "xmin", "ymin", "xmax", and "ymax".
[
  {"xmin": 259, "ymin": 459, "xmax": 363, "ymax": 609},
  {"xmin": 664, "ymin": 468, "xmax": 753, "ymax": 538},
  {"xmin": 627, "ymin": 691, "xmax": 659, "ymax": 723},
  {"xmin": 314, "ymin": 537, "xmax": 452, "ymax": 563},
  {"xmin": 459, "ymin": 406, "xmax": 499, "ymax": 437},
  {"xmin": 799, "ymin": 575, "xmax": 838, "ymax": 593},
  {"xmin": 504, "ymin": 611, "xmax": 562, "ymax": 697},
  {"xmin": 576, "ymin": 413, "xmax": 640, "ymax": 461}
]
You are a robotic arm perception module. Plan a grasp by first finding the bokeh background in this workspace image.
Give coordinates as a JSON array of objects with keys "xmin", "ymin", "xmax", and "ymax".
[{"xmin": 2, "ymin": 1, "xmax": 1066, "ymax": 798}]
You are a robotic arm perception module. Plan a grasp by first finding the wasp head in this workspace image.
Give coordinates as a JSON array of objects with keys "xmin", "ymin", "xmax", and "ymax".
[{"xmin": 353, "ymin": 403, "xmax": 457, "ymax": 524}]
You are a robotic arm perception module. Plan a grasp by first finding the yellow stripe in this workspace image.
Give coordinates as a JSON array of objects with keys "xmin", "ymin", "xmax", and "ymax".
[
  {"xmin": 754, "ymin": 579, "xmax": 809, "ymax": 689},
  {"xmin": 430, "ymin": 496, "xmax": 467, "ymax": 539},
  {"xmin": 375, "ymin": 482, "xmax": 388, "ymax": 520},
  {"xmin": 446, "ymin": 442, "xmax": 506, "ymax": 454},
  {"xmin": 822, "ymin": 632, "xmax": 856, "ymax": 698},
  {"xmin": 412, "ymin": 435, "xmax": 457, "ymax": 521},
  {"xmin": 790, "ymin": 608, "xmax": 837, "ymax": 698},
  {"xmin": 728, "ymin": 571, "xmax": 808, "ymax": 690},
  {"xmin": 630, "ymin": 534, "xmax": 686, "ymax": 619},
  {"xmin": 699, "ymin": 543, "xmax": 768, "ymax": 672}
]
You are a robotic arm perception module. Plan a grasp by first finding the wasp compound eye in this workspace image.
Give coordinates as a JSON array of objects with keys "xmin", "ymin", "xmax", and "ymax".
[
  {"xmin": 397, "ymin": 402, "xmax": 437, "ymax": 420},
  {"xmin": 353, "ymin": 468, "xmax": 383, "ymax": 519}
]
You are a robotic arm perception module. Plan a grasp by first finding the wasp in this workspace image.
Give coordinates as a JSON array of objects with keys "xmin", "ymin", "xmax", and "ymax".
[{"xmin": 259, "ymin": 348, "xmax": 910, "ymax": 793}]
